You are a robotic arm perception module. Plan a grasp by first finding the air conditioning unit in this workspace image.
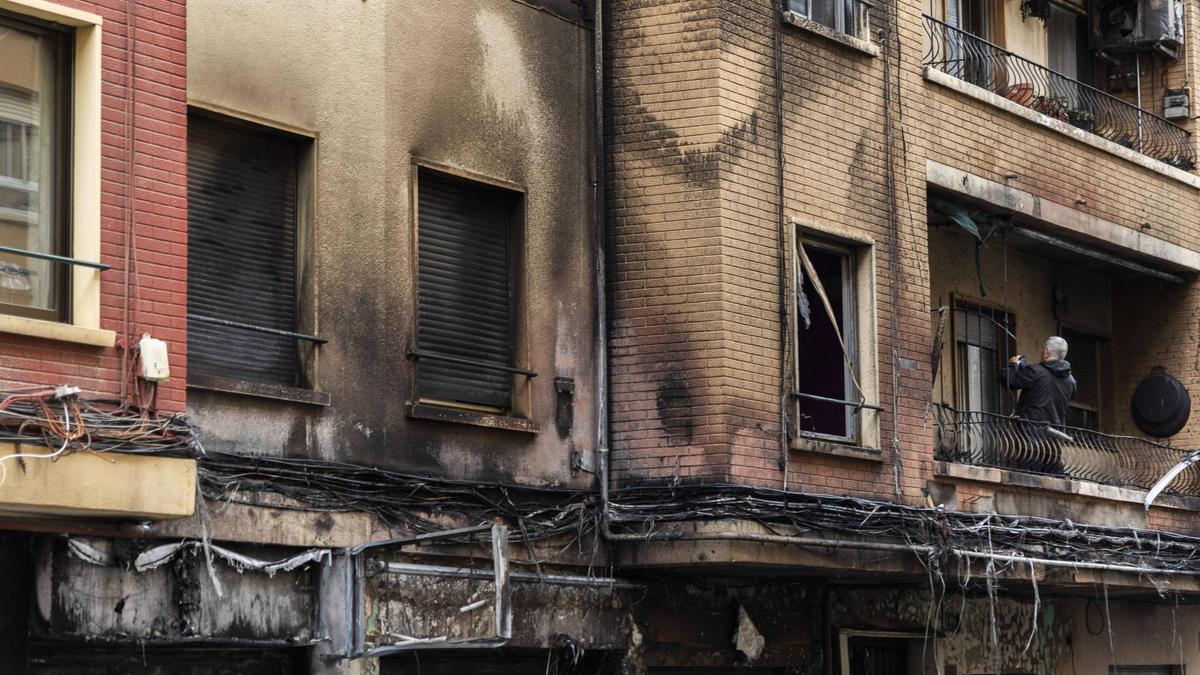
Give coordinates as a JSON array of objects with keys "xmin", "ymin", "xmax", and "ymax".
[{"xmin": 1089, "ymin": 0, "xmax": 1184, "ymax": 58}]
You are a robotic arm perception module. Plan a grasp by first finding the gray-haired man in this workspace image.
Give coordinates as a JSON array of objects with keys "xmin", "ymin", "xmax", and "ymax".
[
  {"xmin": 1004, "ymin": 336, "xmax": 1077, "ymax": 473},
  {"xmin": 1005, "ymin": 336, "xmax": 1077, "ymax": 425}
]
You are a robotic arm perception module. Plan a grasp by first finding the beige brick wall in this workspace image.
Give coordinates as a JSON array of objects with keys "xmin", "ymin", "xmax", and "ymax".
[{"xmin": 607, "ymin": 0, "xmax": 1200, "ymax": 531}]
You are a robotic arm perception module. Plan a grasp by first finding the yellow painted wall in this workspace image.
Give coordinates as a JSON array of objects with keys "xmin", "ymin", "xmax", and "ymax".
[{"xmin": 0, "ymin": 443, "xmax": 195, "ymax": 519}]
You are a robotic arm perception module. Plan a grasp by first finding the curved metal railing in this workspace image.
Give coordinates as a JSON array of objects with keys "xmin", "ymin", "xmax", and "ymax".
[
  {"xmin": 934, "ymin": 407, "xmax": 1200, "ymax": 497},
  {"xmin": 922, "ymin": 15, "xmax": 1196, "ymax": 170}
]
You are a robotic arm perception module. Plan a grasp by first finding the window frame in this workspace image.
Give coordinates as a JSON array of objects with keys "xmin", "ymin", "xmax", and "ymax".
[
  {"xmin": 1060, "ymin": 324, "xmax": 1109, "ymax": 432},
  {"xmin": 184, "ymin": 103, "xmax": 321, "ymax": 400},
  {"xmin": 950, "ymin": 297, "xmax": 1016, "ymax": 416},
  {"xmin": 790, "ymin": 223, "xmax": 880, "ymax": 452},
  {"xmin": 0, "ymin": 0, "xmax": 108, "ymax": 347},
  {"xmin": 0, "ymin": 8, "xmax": 73, "ymax": 323},
  {"xmin": 785, "ymin": 0, "xmax": 871, "ymax": 41},
  {"xmin": 409, "ymin": 160, "xmax": 533, "ymax": 427}
]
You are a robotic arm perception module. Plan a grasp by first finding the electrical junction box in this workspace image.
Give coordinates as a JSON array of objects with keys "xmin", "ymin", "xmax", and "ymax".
[
  {"xmin": 1164, "ymin": 90, "xmax": 1190, "ymax": 119},
  {"xmin": 139, "ymin": 334, "xmax": 171, "ymax": 382}
]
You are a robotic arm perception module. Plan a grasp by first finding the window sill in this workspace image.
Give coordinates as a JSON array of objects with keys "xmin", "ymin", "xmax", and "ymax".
[
  {"xmin": 0, "ymin": 314, "xmax": 115, "ymax": 348},
  {"xmin": 408, "ymin": 403, "xmax": 540, "ymax": 434},
  {"xmin": 781, "ymin": 11, "xmax": 879, "ymax": 57},
  {"xmin": 934, "ymin": 460, "xmax": 1200, "ymax": 512},
  {"xmin": 791, "ymin": 435, "xmax": 883, "ymax": 462},
  {"xmin": 187, "ymin": 374, "xmax": 331, "ymax": 407}
]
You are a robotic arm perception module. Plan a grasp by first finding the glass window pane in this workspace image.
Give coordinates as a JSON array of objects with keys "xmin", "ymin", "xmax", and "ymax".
[
  {"xmin": 0, "ymin": 19, "xmax": 64, "ymax": 319},
  {"xmin": 810, "ymin": 0, "xmax": 837, "ymax": 29}
]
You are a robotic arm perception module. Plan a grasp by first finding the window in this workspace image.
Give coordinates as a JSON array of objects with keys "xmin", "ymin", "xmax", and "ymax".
[
  {"xmin": 786, "ymin": 0, "xmax": 870, "ymax": 39},
  {"xmin": 414, "ymin": 168, "xmax": 524, "ymax": 414},
  {"xmin": 1061, "ymin": 327, "xmax": 1104, "ymax": 430},
  {"xmin": 794, "ymin": 237, "xmax": 863, "ymax": 442},
  {"xmin": 0, "ymin": 11, "xmax": 69, "ymax": 322},
  {"xmin": 953, "ymin": 302, "xmax": 1014, "ymax": 415},
  {"xmin": 187, "ymin": 111, "xmax": 313, "ymax": 388},
  {"xmin": 837, "ymin": 631, "xmax": 937, "ymax": 675}
]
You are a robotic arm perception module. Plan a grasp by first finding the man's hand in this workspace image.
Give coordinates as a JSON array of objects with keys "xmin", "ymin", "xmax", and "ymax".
[{"xmin": 1009, "ymin": 355, "xmax": 1023, "ymax": 364}]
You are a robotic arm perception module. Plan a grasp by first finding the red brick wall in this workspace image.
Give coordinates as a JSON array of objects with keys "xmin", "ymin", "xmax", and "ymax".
[{"xmin": 0, "ymin": 0, "xmax": 187, "ymax": 413}]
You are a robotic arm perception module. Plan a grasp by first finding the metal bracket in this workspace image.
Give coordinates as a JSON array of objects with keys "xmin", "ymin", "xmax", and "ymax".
[{"xmin": 346, "ymin": 523, "xmax": 512, "ymax": 659}]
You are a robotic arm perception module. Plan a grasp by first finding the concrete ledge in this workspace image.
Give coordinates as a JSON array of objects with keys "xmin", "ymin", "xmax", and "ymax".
[
  {"xmin": 0, "ymin": 443, "xmax": 195, "ymax": 519},
  {"xmin": 782, "ymin": 11, "xmax": 879, "ymax": 57},
  {"xmin": 934, "ymin": 460, "xmax": 1200, "ymax": 512},
  {"xmin": 792, "ymin": 436, "xmax": 883, "ymax": 462},
  {"xmin": 927, "ymin": 160, "xmax": 1200, "ymax": 273},
  {"xmin": 0, "ymin": 314, "xmax": 115, "ymax": 347},
  {"xmin": 408, "ymin": 403, "xmax": 540, "ymax": 434},
  {"xmin": 923, "ymin": 66, "xmax": 1200, "ymax": 190},
  {"xmin": 188, "ymin": 374, "xmax": 331, "ymax": 407}
]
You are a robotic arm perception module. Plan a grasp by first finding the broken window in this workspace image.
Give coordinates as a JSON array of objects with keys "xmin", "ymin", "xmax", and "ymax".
[
  {"xmin": 795, "ymin": 239, "xmax": 858, "ymax": 441},
  {"xmin": 953, "ymin": 302, "xmax": 1014, "ymax": 415},
  {"xmin": 0, "ymin": 13, "xmax": 70, "ymax": 322},
  {"xmin": 187, "ymin": 111, "xmax": 309, "ymax": 387},
  {"xmin": 415, "ymin": 169, "xmax": 523, "ymax": 413}
]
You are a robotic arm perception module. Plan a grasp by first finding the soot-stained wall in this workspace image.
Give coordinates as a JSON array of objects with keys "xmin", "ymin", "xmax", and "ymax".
[{"xmin": 186, "ymin": 0, "xmax": 598, "ymax": 487}]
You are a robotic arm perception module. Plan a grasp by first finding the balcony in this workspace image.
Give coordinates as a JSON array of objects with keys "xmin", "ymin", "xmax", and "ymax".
[
  {"xmin": 934, "ymin": 407, "xmax": 1200, "ymax": 497},
  {"xmin": 922, "ymin": 15, "xmax": 1195, "ymax": 170}
]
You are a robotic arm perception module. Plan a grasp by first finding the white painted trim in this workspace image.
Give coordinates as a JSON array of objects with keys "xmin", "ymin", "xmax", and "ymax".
[
  {"xmin": 923, "ymin": 66, "xmax": 1200, "ymax": 190},
  {"xmin": 927, "ymin": 160, "xmax": 1200, "ymax": 273},
  {"xmin": 70, "ymin": 19, "xmax": 103, "ymax": 331},
  {"xmin": 0, "ymin": 0, "xmax": 102, "ymax": 26},
  {"xmin": 0, "ymin": 0, "xmax": 106, "ymax": 333},
  {"xmin": 0, "ymin": 313, "xmax": 114, "ymax": 346}
]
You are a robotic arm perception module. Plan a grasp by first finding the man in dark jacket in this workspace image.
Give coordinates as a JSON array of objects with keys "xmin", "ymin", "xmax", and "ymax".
[{"xmin": 1004, "ymin": 336, "xmax": 1077, "ymax": 473}]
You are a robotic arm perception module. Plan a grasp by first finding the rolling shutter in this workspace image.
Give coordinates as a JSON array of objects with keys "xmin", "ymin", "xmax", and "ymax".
[
  {"xmin": 417, "ymin": 170, "xmax": 514, "ymax": 410},
  {"xmin": 187, "ymin": 114, "xmax": 299, "ymax": 386}
]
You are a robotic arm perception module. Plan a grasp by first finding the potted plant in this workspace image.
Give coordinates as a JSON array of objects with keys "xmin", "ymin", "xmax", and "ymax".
[
  {"xmin": 1067, "ymin": 108, "xmax": 1094, "ymax": 131},
  {"xmin": 1031, "ymin": 94, "xmax": 1070, "ymax": 122}
]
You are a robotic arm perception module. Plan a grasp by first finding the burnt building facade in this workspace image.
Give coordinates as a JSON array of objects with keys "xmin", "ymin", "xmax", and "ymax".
[{"xmin": 7, "ymin": 0, "xmax": 1200, "ymax": 673}]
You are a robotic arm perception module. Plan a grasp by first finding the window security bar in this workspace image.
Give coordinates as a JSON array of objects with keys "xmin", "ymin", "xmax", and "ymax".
[
  {"xmin": 0, "ymin": 244, "xmax": 110, "ymax": 271},
  {"xmin": 407, "ymin": 350, "xmax": 537, "ymax": 378},
  {"xmin": 792, "ymin": 390, "xmax": 886, "ymax": 412},
  {"xmin": 188, "ymin": 314, "xmax": 327, "ymax": 344}
]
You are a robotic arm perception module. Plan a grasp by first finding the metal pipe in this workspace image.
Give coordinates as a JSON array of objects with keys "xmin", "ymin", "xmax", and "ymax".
[
  {"xmin": 349, "ymin": 523, "xmax": 493, "ymax": 555},
  {"xmin": 792, "ymin": 391, "xmax": 887, "ymax": 412},
  {"xmin": 602, "ymin": 528, "xmax": 1200, "ymax": 577},
  {"xmin": 382, "ymin": 561, "xmax": 643, "ymax": 590},
  {"xmin": 1010, "ymin": 226, "xmax": 1183, "ymax": 284},
  {"xmin": 406, "ymin": 350, "xmax": 536, "ymax": 377},
  {"xmin": 593, "ymin": 0, "xmax": 614, "ymax": 543},
  {"xmin": 189, "ymin": 314, "xmax": 328, "ymax": 343},
  {"xmin": 0, "ymin": 244, "xmax": 110, "ymax": 271}
]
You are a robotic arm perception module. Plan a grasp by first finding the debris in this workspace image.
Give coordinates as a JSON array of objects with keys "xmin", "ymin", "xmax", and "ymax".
[{"xmin": 733, "ymin": 605, "xmax": 765, "ymax": 661}]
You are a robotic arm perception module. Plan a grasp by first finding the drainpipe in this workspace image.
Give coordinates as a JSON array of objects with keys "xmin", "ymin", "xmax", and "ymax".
[{"xmin": 592, "ymin": 0, "xmax": 613, "ymax": 542}]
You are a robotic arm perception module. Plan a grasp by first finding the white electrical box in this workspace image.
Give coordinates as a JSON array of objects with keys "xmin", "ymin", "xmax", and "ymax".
[{"xmin": 139, "ymin": 334, "xmax": 171, "ymax": 382}]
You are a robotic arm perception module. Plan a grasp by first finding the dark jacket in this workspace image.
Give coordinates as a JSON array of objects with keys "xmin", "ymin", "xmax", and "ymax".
[{"xmin": 1003, "ymin": 358, "xmax": 1076, "ymax": 425}]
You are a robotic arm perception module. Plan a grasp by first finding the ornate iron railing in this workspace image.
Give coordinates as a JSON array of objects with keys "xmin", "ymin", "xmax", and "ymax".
[
  {"xmin": 922, "ymin": 15, "xmax": 1196, "ymax": 170},
  {"xmin": 934, "ymin": 407, "xmax": 1200, "ymax": 497}
]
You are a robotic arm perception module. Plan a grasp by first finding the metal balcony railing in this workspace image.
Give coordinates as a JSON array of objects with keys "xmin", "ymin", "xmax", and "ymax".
[
  {"xmin": 934, "ymin": 407, "xmax": 1200, "ymax": 497},
  {"xmin": 922, "ymin": 15, "xmax": 1196, "ymax": 170}
]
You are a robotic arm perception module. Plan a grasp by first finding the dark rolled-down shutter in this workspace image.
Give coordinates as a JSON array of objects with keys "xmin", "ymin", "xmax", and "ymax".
[
  {"xmin": 417, "ymin": 170, "xmax": 514, "ymax": 410},
  {"xmin": 187, "ymin": 113, "xmax": 299, "ymax": 386}
]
